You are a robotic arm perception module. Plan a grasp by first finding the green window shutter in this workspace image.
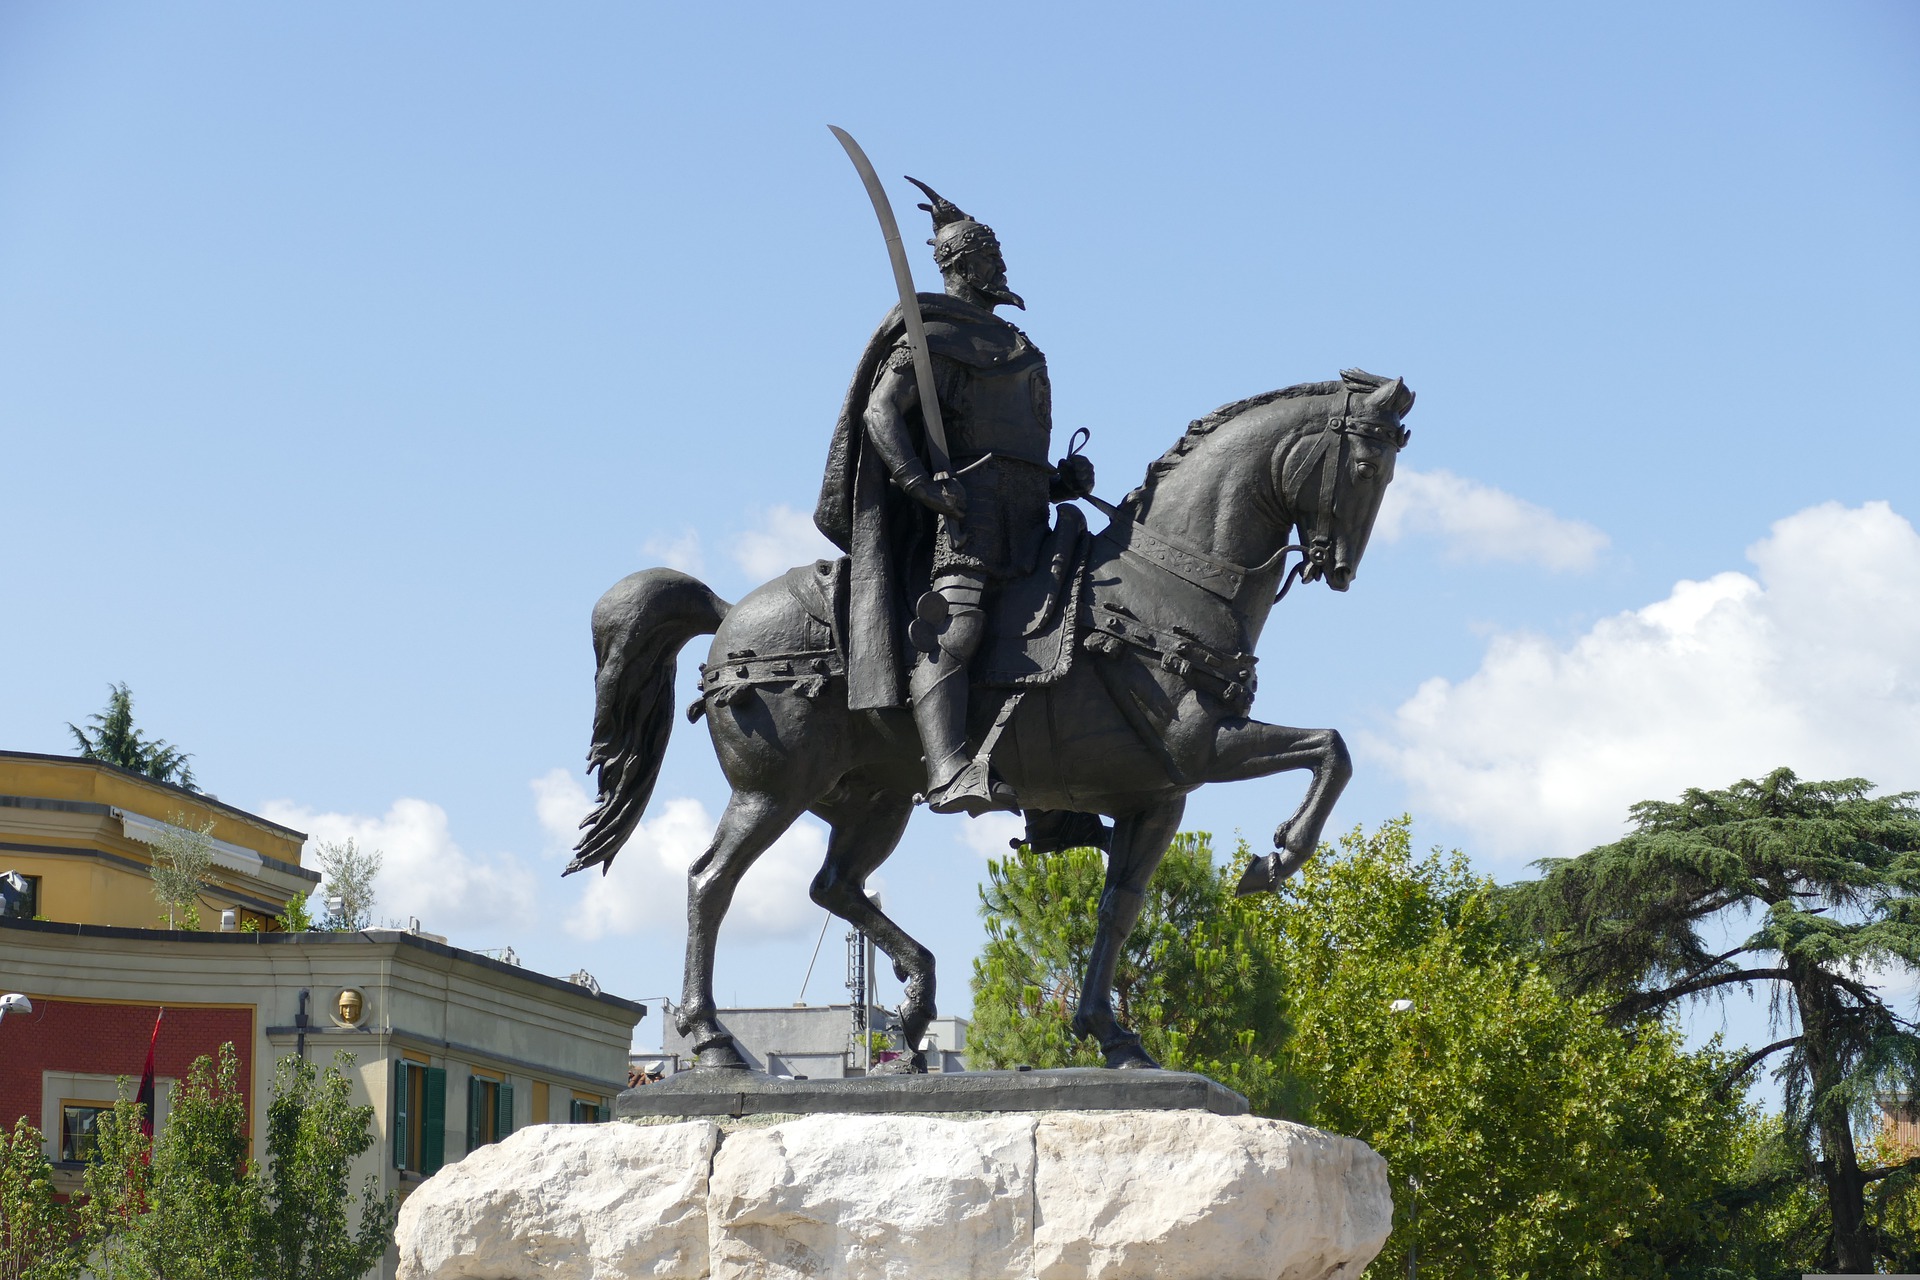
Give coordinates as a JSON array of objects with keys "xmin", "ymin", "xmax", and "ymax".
[
  {"xmin": 421, "ymin": 1066, "xmax": 446, "ymax": 1175},
  {"xmin": 596, "ymin": 1102, "xmax": 609, "ymax": 1124},
  {"xmin": 391, "ymin": 1062, "xmax": 411, "ymax": 1169},
  {"xmin": 497, "ymin": 1083, "xmax": 515, "ymax": 1139}
]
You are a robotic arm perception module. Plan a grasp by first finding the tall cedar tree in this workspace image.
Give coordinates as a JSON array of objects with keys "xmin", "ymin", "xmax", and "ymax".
[
  {"xmin": 67, "ymin": 683, "xmax": 196, "ymax": 790},
  {"xmin": 969, "ymin": 833, "xmax": 1296, "ymax": 1115},
  {"xmin": 1507, "ymin": 768, "xmax": 1920, "ymax": 1273}
]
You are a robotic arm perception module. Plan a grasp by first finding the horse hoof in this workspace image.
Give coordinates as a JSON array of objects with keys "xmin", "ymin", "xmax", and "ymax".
[
  {"xmin": 869, "ymin": 1052, "xmax": 927, "ymax": 1077},
  {"xmin": 694, "ymin": 1040, "xmax": 752, "ymax": 1071},
  {"xmin": 1234, "ymin": 854, "xmax": 1278, "ymax": 897},
  {"xmin": 1106, "ymin": 1042, "xmax": 1162, "ymax": 1070}
]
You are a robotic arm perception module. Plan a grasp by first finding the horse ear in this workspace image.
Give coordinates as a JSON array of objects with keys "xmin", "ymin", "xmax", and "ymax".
[{"xmin": 1361, "ymin": 376, "xmax": 1405, "ymax": 414}]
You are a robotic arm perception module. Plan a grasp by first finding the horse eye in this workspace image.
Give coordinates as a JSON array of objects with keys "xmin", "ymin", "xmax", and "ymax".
[{"xmin": 1355, "ymin": 461, "xmax": 1378, "ymax": 480}]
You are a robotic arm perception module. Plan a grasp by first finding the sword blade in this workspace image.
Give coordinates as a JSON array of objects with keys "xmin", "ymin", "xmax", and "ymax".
[{"xmin": 828, "ymin": 126, "xmax": 951, "ymax": 475}]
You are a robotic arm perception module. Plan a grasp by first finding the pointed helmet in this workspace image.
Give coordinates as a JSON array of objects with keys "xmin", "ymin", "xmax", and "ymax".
[{"xmin": 905, "ymin": 177, "xmax": 1002, "ymax": 269}]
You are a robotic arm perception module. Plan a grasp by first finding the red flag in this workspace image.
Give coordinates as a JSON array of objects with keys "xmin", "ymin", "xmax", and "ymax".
[{"xmin": 136, "ymin": 1007, "xmax": 163, "ymax": 1140}]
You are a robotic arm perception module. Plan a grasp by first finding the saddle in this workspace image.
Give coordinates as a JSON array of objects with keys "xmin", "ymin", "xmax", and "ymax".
[
  {"xmin": 782, "ymin": 507, "xmax": 1107, "ymax": 854},
  {"xmin": 783, "ymin": 503, "xmax": 1091, "ymax": 694}
]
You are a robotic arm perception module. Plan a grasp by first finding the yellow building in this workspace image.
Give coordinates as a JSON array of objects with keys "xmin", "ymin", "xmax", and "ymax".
[
  {"xmin": 0, "ymin": 749, "xmax": 317, "ymax": 929},
  {"xmin": 0, "ymin": 749, "xmax": 646, "ymax": 1279}
]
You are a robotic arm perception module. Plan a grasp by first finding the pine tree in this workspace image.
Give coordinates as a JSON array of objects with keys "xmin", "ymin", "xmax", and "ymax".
[
  {"xmin": 67, "ymin": 683, "xmax": 197, "ymax": 790},
  {"xmin": 969, "ymin": 832, "xmax": 1296, "ymax": 1115},
  {"xmin": 1507, "ymin": 768, "xmax": 1920, "ymax": 1273}
]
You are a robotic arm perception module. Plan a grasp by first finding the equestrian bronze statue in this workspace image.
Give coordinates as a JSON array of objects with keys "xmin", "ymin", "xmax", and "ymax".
[{"xmin": 565, "ymin": 132, "xmax": 1414, "ymax": 1073}]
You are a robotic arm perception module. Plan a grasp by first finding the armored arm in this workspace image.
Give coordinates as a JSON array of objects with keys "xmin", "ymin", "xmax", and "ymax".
[{"xmin": 865, "ymin": 356, "xmax": 965, "ymax": 518}]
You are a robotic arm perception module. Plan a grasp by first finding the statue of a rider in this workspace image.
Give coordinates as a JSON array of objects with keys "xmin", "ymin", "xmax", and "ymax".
[{"xmin": 815, "ymin": 179, "xmax": 1095, "ymax": 816}]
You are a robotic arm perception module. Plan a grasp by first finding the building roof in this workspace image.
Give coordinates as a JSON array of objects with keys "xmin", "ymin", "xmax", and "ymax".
[
  {"xmin": 0, "ymin": 751, "xmax": 308, "ymax": 842},
  {"xmin": 0, "ymin": 916, "xmax": 647, "ymax": 1017}
]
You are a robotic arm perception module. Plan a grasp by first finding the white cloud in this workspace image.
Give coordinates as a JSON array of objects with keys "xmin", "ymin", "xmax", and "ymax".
[
  {"xmin": 642, "ymin": 528, "xmax": 705, "ymax": 574},
  {"xmin": 1375, "ymin": 467, "xmax": 1609, "ymax": 571},
  {"xmin": 259, "ymin": 797, "xmax": 541, "ymax": 939},
  {"xmin": 730, "ymin": 504, "xmax": 837, "ymax": 582},
  {"xmin": 552, "ymin": 785, "xmax": 828, "ymax": 943},
  {"xmin": 1372, "ymin": 501, "xmax": 1920, "ymax": 862},
  {"xmin": 531, "ymin": 767, "xmax": 593, "ymax": 858},
  {"xmin": 958, "ymin": 812, "xmax": 1025, "ymax": 860}
]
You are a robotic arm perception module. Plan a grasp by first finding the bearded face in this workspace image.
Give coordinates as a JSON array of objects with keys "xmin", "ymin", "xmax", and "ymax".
[{"xmin": 950, "ymin": 241, "xmax": 1025, "ymax": 310}]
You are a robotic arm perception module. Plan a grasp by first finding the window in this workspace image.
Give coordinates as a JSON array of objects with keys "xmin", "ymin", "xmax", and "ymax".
[
  {"xmin": 569, "ymin": 1097, "xmax": 608, "ymax": 1124},
  {"xmin": 466, "ymin": 1075, "xmax": 513, "ymax": 1151},
  {"xmin": 60, "ymin": 1104, "xmax": 108, "ymax": 1162},
  {"xmin": 0, "ymin": 872, "xmax": 39, "ymax": 920},
  {"xmin": 392, "ymin": 1060, "xmax": 446, "ymax": 1175}
]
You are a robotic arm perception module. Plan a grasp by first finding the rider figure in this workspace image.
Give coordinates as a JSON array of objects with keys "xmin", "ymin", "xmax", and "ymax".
[{"xmin": 814, "ymin": 179, "xmax": 1094, "ymax": 816}]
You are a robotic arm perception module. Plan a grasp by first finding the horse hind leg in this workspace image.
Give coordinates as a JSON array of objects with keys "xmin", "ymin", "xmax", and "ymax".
[
  {"xmin": 808, "ymin": 789, "xmax": 930, "ymax": 1072},
  {"xmin": 679, "ymin": 788, "xmax": 812, "ymax": 1070}
]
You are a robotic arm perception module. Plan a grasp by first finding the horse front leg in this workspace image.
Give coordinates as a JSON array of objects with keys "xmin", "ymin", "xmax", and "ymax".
[
  {"xmin": 1071, "ymin": 797, "xmax": 1185, "ymax": 1069},
  {"xmin": 1203, "ymin": 719, "xmax": 1352, "ymax": 895}
]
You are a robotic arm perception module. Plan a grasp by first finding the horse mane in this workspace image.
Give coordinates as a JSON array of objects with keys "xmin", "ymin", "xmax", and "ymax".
[{"xmin": 1121, "ymin": 379, "xmax": 1342, "ymax": 511}]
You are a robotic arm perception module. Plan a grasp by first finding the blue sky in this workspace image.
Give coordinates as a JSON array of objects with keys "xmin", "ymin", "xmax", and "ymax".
[{"xmin": 3, "ymin": 3, "xmax": 1916, "ymax": 1072}]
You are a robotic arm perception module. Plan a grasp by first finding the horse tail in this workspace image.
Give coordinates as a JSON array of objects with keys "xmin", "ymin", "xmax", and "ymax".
[{"xmin": 565, "ymin": 569, "xmax": 731, "ymax": 877}]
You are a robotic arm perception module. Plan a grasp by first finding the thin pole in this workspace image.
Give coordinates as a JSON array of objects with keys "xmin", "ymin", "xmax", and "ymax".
[{"xmin": 797, "ymin": 911, "xmax": 831, "ymax": 1004}]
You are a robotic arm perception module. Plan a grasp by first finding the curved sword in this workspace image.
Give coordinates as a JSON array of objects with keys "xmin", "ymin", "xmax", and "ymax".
[{"xmin": 828, "ymin": 126, "xmax": 951, "ymax": 477}]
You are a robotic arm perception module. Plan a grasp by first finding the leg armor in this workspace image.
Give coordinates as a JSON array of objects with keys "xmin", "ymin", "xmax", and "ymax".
[{"xmin": 909, "ymin": 570, "xmax": 1013, "ymax": 816}]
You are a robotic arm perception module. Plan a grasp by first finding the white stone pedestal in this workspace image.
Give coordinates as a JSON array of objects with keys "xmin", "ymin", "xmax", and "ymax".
[{"xmin": 396, "ymin": 1110, "xmax": 1393, "ymax": 1280}]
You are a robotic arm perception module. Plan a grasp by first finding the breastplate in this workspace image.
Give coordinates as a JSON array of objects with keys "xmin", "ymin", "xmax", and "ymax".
[{"xmin": 946, "ymin": 349, "xmax": 1052, "ymax": 467}]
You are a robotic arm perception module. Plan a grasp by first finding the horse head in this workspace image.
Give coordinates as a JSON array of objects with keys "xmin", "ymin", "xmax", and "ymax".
[{"xmin": 1275, "ymin": 369, "xmax": 1413, "ymax": 593}]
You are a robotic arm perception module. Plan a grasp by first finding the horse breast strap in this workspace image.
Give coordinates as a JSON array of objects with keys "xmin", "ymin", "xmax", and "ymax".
[{"xmin": 1096, "ymin": 513, "xmax": 1281, "ymax": 603}]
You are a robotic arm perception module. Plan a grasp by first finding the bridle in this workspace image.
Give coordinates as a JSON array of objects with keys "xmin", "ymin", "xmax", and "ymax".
[{"xmin": 1269, "ymin": 391, "xmax": 1411, "ymax": 602}]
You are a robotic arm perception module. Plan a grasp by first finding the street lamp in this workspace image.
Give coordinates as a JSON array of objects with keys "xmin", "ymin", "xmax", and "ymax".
[
  {"xmin": 0, "ymin": 993, "xmax": 31, "ymax": 1025},
  {"xmin": 1389, "ymin": 997, "xmax": 1419, "ymax": 1280}
]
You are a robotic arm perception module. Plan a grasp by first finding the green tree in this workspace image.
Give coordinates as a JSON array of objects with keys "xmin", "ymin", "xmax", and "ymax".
[
  {"xmin": 77, "ymin": 1049, "xmax": 257, "ymax": 1280},
  {"xmin": 970, "ymin": 832, "xmax": 1296, "ymax": 1116},
  {"xmin": 0, "ymin": 1119, "xmax": 80, "ymax": 1280},
  {"xmin": 131, "ymin": 1043, "xmax": 259, "ymax": 1280},
  {"xmin": 1506, "ymin": 769, "xmax": 1920, "ymax": 1273},
  {"xmin": 1249, "ymin": 818, "xmax": 1778, "ymax": 1279},
  {"xmin": 66, "ymin": 683, "xmax": 196, "ymax": 790},
  {"xmin": 276, "ymin": 893, "xmax": 315, "ymax": 932},
  {"xmin": 313, "ymin": 840, "xmax": 382, "ymax": 933},
  {"xmin": 149, "ymin": 812, "xmax": 216, "ymax": 931},
  {"xmin": 78, "ymin": 1046, "xmax": 398, "ymax": 1279},
  {"xmin": 255, "ymin": 1052, "xmax": 398, "ymax": 1280}
]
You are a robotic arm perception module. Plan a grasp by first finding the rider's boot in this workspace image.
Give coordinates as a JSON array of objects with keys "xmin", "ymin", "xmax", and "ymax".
[{"xmin": 910, "ymin": 597, "xmax": 1015, "ymax": 816}]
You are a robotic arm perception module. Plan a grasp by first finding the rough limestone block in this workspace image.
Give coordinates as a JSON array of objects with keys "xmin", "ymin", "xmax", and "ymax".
[
  {"xmin": 706, "ymin": 1113, "xmax": 1037, "ymax": 1280},
  {"xmin": 396, "ymin": 1119, "xmax": 719, "ymax": 1280},
  {"xmin": 1031, "ymin": 1111, "xmax": 1393, "ymax": 1280}
]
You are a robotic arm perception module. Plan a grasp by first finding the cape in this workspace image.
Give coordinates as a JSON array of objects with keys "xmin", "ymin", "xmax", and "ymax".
[{"xmin": 814, "ymin": 293, "xmax": 1031, "ymax": 709}]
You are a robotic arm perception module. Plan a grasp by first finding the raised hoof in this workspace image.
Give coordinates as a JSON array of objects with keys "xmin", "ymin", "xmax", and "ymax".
[
  {"xmin": 1234, "ymin": 853, "xmax": 1278, "ymax": 897},
  {"xmin": 693, "ymin": 1039, "xmax": 752, "ymax": 1071}
]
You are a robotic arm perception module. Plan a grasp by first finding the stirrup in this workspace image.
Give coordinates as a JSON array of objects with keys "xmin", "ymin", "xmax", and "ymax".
[{"xmin": 922, "ymin": 758, "xmax": 1019, "ymax": 816}]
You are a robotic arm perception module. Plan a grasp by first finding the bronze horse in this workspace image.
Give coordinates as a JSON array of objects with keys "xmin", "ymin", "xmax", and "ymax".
[{"xmin": 567, "ymin": 369, "xmax": 1413, "ymax": 1071}]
